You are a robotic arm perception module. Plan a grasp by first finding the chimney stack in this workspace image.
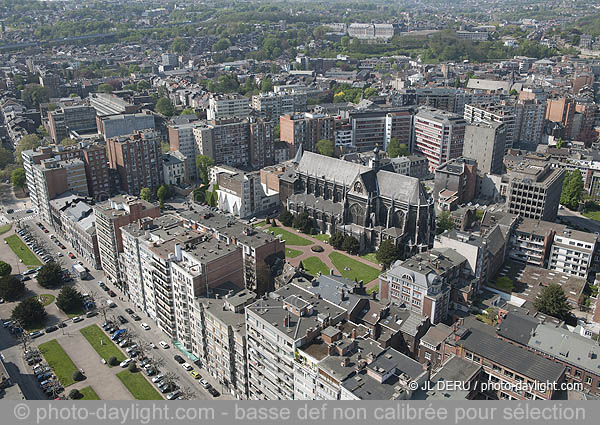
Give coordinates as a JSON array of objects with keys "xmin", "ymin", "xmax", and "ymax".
[{"xmin": 351, "ymin": 328, "xmax": 356, "ymax": 339}]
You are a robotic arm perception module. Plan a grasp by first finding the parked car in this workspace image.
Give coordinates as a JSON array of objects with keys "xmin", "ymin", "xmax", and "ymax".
[
  {"xmin": 117, "ymin": 315, "xmax": 127, "ymax": 324},
  {"xmin": 208, "ymin": 387, "xmax": 220, "ymax": 397},
  {"xmin": 120, "ymin": 359, "xmax": 133, "ymax": 368},
  {"xmin": 190, "ymin": 371, "xmax": 200, "ymax": 379},
  {"xmin": 167, "ymin": 390, "xmax": 181, "ymax": 400},
  {"xmin": 140, "ymin": 322, "xmax": 150, "ymax": 330},
  {"xmin": 145, "ymin": 367, "xmax": 157, "ymax": 376},
  {"xmin": 173, "ymin": 355, "xmax": 185, "ymax": 364},
  {"xmin": 199, "ymin": 379, "xmax": 210, "ymax": 389},
  {"xmin": 159, "ymin": 341, "xmax": 169, "ymax": 349},
  {"xmin": 29, "ymin": 331, "xmax": 44, "ymax": 339},
  {"xmin": 119, "ymin": 339, "xmax": 130, "ymax": 348},
  {"xmin": 181, "ymin": 362, "xmax": 192, "ymax": 371},
  {"xmin": 152, "ymin": 374, "xmax": 164, "ymax": 383},
  {"xmin": 108, "ymin": 290, "xmax": 116, "ymax": 297},
  {"xmin": 125, "ymin": 308, "xmax": 134, "ymax": 314},
  {"xmin": 131, "ymin": 314, "xmax": 141, "ymax": 321},
  {"xmin": 85, "ymin": 311, "xmax": 98, "ymax": 318},
  {"xmin": 44, "ymin": 325, "xmax": 57, "ymax": 333},
  {"xmin": 71, "ymin": 316, "xmax": 83, "ymax": 323}
]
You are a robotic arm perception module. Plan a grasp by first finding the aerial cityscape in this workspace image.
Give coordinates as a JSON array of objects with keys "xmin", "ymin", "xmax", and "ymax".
[{"xmin": 2, "ymin": 0, "xmax": 600, "ymax": 406}]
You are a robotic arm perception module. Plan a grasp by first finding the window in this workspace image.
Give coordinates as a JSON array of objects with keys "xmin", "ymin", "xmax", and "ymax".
[{"xmin": 424, "ymin": 352, "xmax": 431, "ymax": 361}]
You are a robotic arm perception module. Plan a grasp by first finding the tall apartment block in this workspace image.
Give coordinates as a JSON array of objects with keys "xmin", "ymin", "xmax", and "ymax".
[
  {"xmin": 48, "ymin": 105, "xmax": 97, "ymax": 143},
  {"xmin": 549, "ymin": 228, "xmax": 597, "ymax": 278},
  {"xmin": 245, "ymin": 284, "xmax": 346, "ymax": 400},
  {"xmin": 414, "ymin": 107, "xmax": 466, "ymax": 172},
  {"xmin": 168, "ymin": 122, "xmax": 199, "ymax": 181},
  {"xmin": 463, "ymin": 122, "xmax": 506, "ymax": 175},
  {"xmin": 33, "ymin": 158, "xmax": 88, "ymax": 225},
  {"xmin": 505, "ymin": 161, "xmax": 565, "ymax": 221},
  {"xmin": 193, "ymin": 289, "xmax": 256, "ymax": 399},
  {"xmin": 207, "ymin": 94, "xmax": 251, "ymax": 121},
  {"xmin": 106, "ymin": 130, "xmax": 163, "ymax": 195},
  {"xmin": 251, "ymin": 91, "xmax": 307, "ymax": 122},
  {"xmin": 94, "ymin": 196, "xmax": 160, "ymax": 286},
  {"xmin": 348, "ymin": 107, "xmax": 414, "ymax": 152},
  {"xmin": 81, "ymin": 142, "xmax": 111, "ymax": 199},
  {"xmin": 464, "ymin": 102, "xmax": 516, "ymax": 152},
  {"xmin": 90, "ymin": 93, "xmax": 141, "ymax": 116},
  {"xmin": 279, "ymin": 112, "xmax": 335, "ymax": 156},
  {"xmin": 193, "ymin": 120, "xmax": 250, "ymax": 167},
  {"xmin": 514, "ymin": 90, "xmax": 546, "ymax": 146},
  {"xmin": 249, "ymin": 117, "xmax": 274, "ymax": 169}
]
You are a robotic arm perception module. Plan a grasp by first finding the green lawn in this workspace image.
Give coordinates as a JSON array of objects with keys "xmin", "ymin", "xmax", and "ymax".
[
  {"xmin": 491, "ymin": 276, "xmax": 514, "ymax": 293},
  {"xmin": 79, "ymin": 386, "xmax": 100, "ymax": 400},
  {"xmin": 360, "ymin": 252, "xmax": 380, "ymax": 265},
  {"xmin": 80, "ymin": 324, "xmax": 126, "ymax": 365},
  {"xmin": 266, "ymin": 226, "xmax": 312, "ymax": 246},
  {"xmin": 116, "ymin": 370, "xmax": 163, "ymax": 400},
  {"xmin": 5, "ymin": 234, "xmax": 42, "ymax": 266},
  {"xmin": 252, "ymin": 220, "xmax": 266, "ymax": 228},
  {"xmin": 0, "ymin": 224, "xmax": 11, "ymax": 235},
  {"xmin": 301, "ymin": 256, "xmax": 330, "ymax": 277},
  {"xmin": 285, "ymin": 248, "xmax": 302, "ymax": 258},
  {"xmin": 37, "ymin": 294, "xmax": 55, "ymax": 307},
  {"xmin": 313, "ymin": 234, "xmax": 330, "ymax": 242},
  {"xmin": 329, "ymin": 252, "xmax": 381, "ymax": 283},
  {"xmin": 38, "ymin": 339, "xmax": 78, "ymax": 387},
  {"xmin": 583, "ymin": 205, "xmax": 600, "ymax": 222}
]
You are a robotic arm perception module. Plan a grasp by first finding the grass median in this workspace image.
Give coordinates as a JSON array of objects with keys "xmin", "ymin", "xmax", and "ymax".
[
  {"xmin": 38, "ymin": 339, "xmax": 78, "ymax": 387},
  {"xmin": 329, "ymin": 252, "xmax": 380, "ymax": 284},
  {"xmin": 266, "ymin": 226, "xmax": 312, "ymax": 246},
  {"xmin": 79, "ymin": 386, "xmax": 100, "ymax": 400},
  {"xmin": 302, "ymin": 256, "xmax": 330, "ymax": 277},
  {"xmin": 5, "ymin": 234, "xmax": 42, "ymax": 266},
  {"xmin": 80, "ymin": 324, "xmax": 126, "ymax": 365},
  {"xmin": 116, "ymin": 370, "xmax": 163, "ymax": 400},
  {"xmin": 285, "ymin": 248, "xmax": 302, "ymax": 258}
]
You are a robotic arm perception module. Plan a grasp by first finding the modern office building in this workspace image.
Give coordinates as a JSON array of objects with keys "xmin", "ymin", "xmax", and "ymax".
[
  {"xmin": 464, "ymin": 102, "xmax": 516, "ymax": 152},
  {"xmin": 90, "ymin": 93, "xmax": 140, "ymax": 116},
  {"xmin": 48, "ymin": 105, "xmax": 97, "ymax": 143},
  {"xmin": 207, "ymin": 94, "xmax": 251, "ymax": 121},
  {"xmin": 97, "ymin": 112, "xmax": 156, "ymax": 140}
]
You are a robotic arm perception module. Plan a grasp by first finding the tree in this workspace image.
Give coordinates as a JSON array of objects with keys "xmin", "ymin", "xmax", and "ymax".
[
  {"xmin": 11, "ymin": 298, "xmax": 47, "ymax": 328},
  {"xmin": 108, "ymin": 356, "xmax": 119, "ymax": 366},
  {"xmin": 560, "ymin": 170, "xmax": 584, "ymax": 210},
  {"xmin": 157, "ymin": 185, "xmax": 168, "ymax": 208},
  {"xmin": 97, "ymin": 83, "xmax": 113, "ymax": 94},
  {"xmin": 140, "ymin": 187, "xmax": 151, "ymax": 201},
  {"xmin": 376, "ymin": 240, "xmax": 401, "ymax": 269},
  {"xmin": 330, "ymin": 232, "xmax": 345, "ymax": 250},
  {"xmin": 274, "ymin": 123, "xmax": 280, "ymax": 139},
  {"xmin": 36, "ymin": 262, "xmax": 63, "ymax": 288},
  {"xmin": 436, "ymin": 211, "xmax": 455, "ymax": 235},
  {"xmin": 342, "ymin": 236, "xmax": 360, "ymax": 254},
  {"xmin": 556, "ymin": 138, "xmax": 565, "ymax": 149},
  {"xmin": 136, "ymin": 80, "xmax": 150, "ymax": 91},
  {"xmin": 72, "ymin": 370, "xmax": 85, "ymax": 381},
  {"xmin": 155, "ymin": 97, "xmax": 175, "ymax": 116},
  {"xmin": 180, "ymin": 108, "xmax": 195, "ymax": 116},
  {"xmin": 0, "ymin": 276, "xmax": 25, "ymax": 301},
  {"xmin": 56, "ymin": 286, "xmax": 84, "ymax": 314},
  {"xmin": 0, "ymin": 147, "xmax": 12, "ymax": 169},
  {"xmin": 195, "ymin": 155, "xmax": 214, "ymax": 185},
  {"xmin": 534, "ymin": 283, "xmax": 572, "ymax": 321},
  {"xmin": 69, "ymin": 389, "xmax": 82, "ymax": 399},
  {"xmin": 387, "ymin": 138, "xmax": 409, "ymax": 158},
  {"xmin": 213, "ymin": 38, "xmax": 231, "ymax": 52},
  {"xmin": 21, "ymin": 84, "xmax": 49, "ymax": 109},
  {"xmin": 316, "ymin": 139, "xmax": 335, "ymax": 157},
  {"xmin": 278, "ymin": 209, "xmax": 293, "ymax": 227},
  {"xmin": 0, "ymin": 261, "xmax": 12, "ymax": 277},
  {"xmin": 171, "ymin": 37, "xmax": 186, "ymax": 54},
  {"xmin": 11, "ymin": 168, "xmax": 26, "ymax": 194},
  {"xmin": 60, "ymin": 137, "xmax": 77, "ymax": 146},
  {"xmin": 260, "ymin": 77, "xmax": 273, "ymax": 92},
  {"xmin": 15, "ymin": 134, "xmax": 41, "ymax": 163},
  {"xmin": 292, "ymin": 212, "xmax": 312, "ymax": 234}
]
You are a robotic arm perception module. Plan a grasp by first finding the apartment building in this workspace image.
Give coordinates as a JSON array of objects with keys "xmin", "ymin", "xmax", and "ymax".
[
  {"xmin": 162, "ymin": 151, "xmax": 187, "ymax": 186},
  {"xmin": 180, "ymin": 208, "xmax": 285, "ymax": 294},
  {"xmin": 464, "ymin": 102, "xmax": 516, "ymax": 152},
  {"xmin": 446, "ymin": 327, "xmax": 566, "ymax": 400},
  {"xmin": 252, "ymin": 91, "xmax": 307, "ymax": 122},
  {"xmin": 245, "ymin": 284, "xmax": 346, "ymax": 400},
  {"xmin": 207, "ymin": 94, "xmax": 251, "ymax": 121},
  {"xmin": 249, "ymin": 117, "xmax": 274, "ymax": 169},
  {"xmin": 214, "ymin": 167, "xmax": 279, "ymax": 219},
  {"xmin": 33, "ymin": 158, "xmax": 88, "ymax": 225},
  {"xmin": 94, "ymin": 195, "xmax": 160, "ymax": 286},
  {"xmin": 348, "ymin": 23, "xmax": 394, "ymax": 40},
  {"xmin": 171, "ymin": 240, "xmax": 245, "ymax": 352},
  {"xmin": 505, "ymin": 161, "xmax": 565, "ymax": 221},
  {"xmin": 48, "ymin": 105, "xmax": 97, "ymax": 143},
  {"xmin": 548, "ymin": 228, "xmax": 597, "ymax": 278},
  {"xmin": 193, "ymin": 288, "xmax": 257, "ymax": 399},
  {"xmin": 433, "ymin": 157, "xmax": 477, "ymax": 209},
  {"xmin": 515, "ymin": 91, "xmax": 546, "ymax": 146},
  {"xmin": 106, "ymin": 130, "xmax": 163, "ymax": 195},
  {"xmin": 80, "ymin": 142, "xmax": 111, "ymax": 200},
  {"xmin": 193, "ymin": 120, "xmax": 250, "ymax": 167},
  {"xmin": 348, "ymin": 108, "xmax": 414, "ymax": 152},
  {"xmin": 49, "ymin": 193, "xmax": 101, "ymax": 269},
  {"xmin": 414, "ymin": 107, "xmax": 466, "ymax": 172},
  {"xmin": 463, "ymin": 122, "xmax": 506, "ymax": 175},
  {"xmin": 279, "ymin": 113, "xmax": 335, "ymax": 156},
  {"xmin": 97, "ymin": 112, "xmax": 156, "ymax": 140},
  {"xmin": 507, "ymin": 218, "xmax": 562, "ymax": 268},
  {"xmin": 168, "ymin": 122, "xmax": 199, "ymax": 181}
]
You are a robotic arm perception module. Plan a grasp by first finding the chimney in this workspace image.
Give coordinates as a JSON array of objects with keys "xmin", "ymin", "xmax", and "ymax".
[
  {"xmin": 283, "ymin": 316, "xmax": 289, "ymax": 327},
  {"xmin": 175, "ymin": 243, "xmax": 183, "ymax": 261},
  {"xmin": 351, "ymin": 328, "xmax": 356, "ymax": 339},
  {"xmin": 341, "ymin": 357, "xmax": 350, "ymax": 367},
  {"xmin": 328, "ymin": 344, "xmax": 335, "ymax": 356},
  {"xmin": 330, "ymin": 269, "xmax": 335, "ymax": 275},
  {"xmin": 366, "ymin": 352, "xmax": 375, "ymax": 364},
  {"xmin": 371, "ymin": 291, "xmax": 377, "ymax": 300}
]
